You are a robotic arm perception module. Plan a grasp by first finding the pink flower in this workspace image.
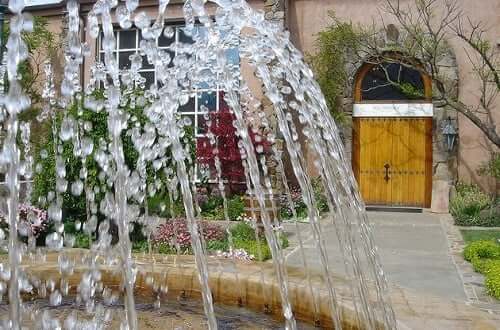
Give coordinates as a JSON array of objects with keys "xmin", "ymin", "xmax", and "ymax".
[{"xmin": 152, "ymin": 218, "xmax": 225, "ymax": 249}]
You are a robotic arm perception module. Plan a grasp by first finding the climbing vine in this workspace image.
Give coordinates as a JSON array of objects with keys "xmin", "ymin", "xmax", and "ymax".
[{"xmin": 307, "ymin": 13, "xmax": 361, "ymax": 124}]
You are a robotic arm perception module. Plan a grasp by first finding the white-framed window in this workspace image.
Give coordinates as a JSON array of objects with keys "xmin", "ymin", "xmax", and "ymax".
[{"xmin": 97, "ymin": 23, "xmax": 240, "ymax": 181}]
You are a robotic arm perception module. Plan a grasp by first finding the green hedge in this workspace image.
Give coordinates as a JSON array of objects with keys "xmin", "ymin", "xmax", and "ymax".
[
  {"xmin": 463, "ymin": 240, "xmax": 500, "ymax": 299},
  {"xmin": 33, "ymin": 93, "xmax": 195, "ymax": 241},
  {"xmin": 464, "ymin": 240, "xmax": 500, "ymax": 261}
]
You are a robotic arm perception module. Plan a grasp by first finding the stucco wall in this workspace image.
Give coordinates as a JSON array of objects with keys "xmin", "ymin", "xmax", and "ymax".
[{"xmin": 287, "ymin": 0, "xmax": 500, "ymax": 192}]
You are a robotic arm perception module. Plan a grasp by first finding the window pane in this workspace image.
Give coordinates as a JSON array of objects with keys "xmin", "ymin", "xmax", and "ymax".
[
  {"xmin": 99, "ymin": 31, "xmax": 118, "ymax": 50},
  {"xmin": 118, "ymin": 51, "xmax": 135, "ymax": 69},
  {"xmin": 195, "ymin": 26, "xmax": 208, "ymax": 39},
  {"xmin": 142, "ymin": 55, "xmax": 154, "ymax": 70},
  {"xmin": 158, "ymin": 26, "xmax": 176, "ymax": 47},
  {"xmin": 194, "ymin": 68, "xmax": 217, "ymax": 89},
  {"xmin": 119, "ymin": 30, "xmax": 136, "ymax": 49},
  {"xmin": 361, "ymin": 62, "xmax": 425, "ymax": 101},
  {"xmin": 197, "ymin": 114, "xmax": 209, "ymax": 135},
  {"xmin": 226, "ymin": 48, "xmax": 239, "ymax": 67},
  {"xmin": 166, "ymin": 49, "xmax": 175, "ymax": 68},
  {"xmin": 178, "ymin": 96, "xmax": 195, "ymax": 112},
  {"xmin": 178, "ymin": 27, "xmax": 194, "ymax": 44},
  {"xmin": 140, "ymin": 71, "xmax": 155, "ymax": 87},
  {"xmin": 100, "ymin": 52, "xmax": 117, "ymax": 64},
  {"xmin": 198, "ymin": 92, "xmax": 217, "ymax": 111},
  {"xmin": 181, "ymin": 114, "xmax": 195, "ymax": 129}
]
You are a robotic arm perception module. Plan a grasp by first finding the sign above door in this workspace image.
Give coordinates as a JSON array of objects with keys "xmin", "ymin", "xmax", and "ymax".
[
  {"xmin": 25, "ymin": 0, "xmax": 62, "ymax": 7},
  {"xmin": 352, "ymin": 103, "xmax": 433, "ymax": 117}
]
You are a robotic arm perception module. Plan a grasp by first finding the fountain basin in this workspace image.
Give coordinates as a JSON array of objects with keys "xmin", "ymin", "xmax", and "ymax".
[{"xmin": 8, "ymin": 249, "xmax": 374, "ymax": 329}]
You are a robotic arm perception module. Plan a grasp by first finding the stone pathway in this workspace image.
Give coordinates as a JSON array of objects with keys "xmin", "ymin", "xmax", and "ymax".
[
  {"xmin": 283, "ymin": 211, "xmax": 466, "ymax": 300},
  {"xmin": 282, "ymin": 210, "xmax": 500, "ymax": 328}
]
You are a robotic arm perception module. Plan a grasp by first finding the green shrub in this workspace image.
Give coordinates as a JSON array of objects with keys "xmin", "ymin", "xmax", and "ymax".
[
  {"xmin": 464, "ymin": 240, "xmax": 500, "ymax": 261},
  {"xmin": 312, "ymin": 177, "xmax": 329, "ymax": 213},
  {"xmin": 148, "ymin": 194, "xmax": 185, "ymax": 218},
  {"xmin": 132, "ymin": 240, "xmax": 148, "ymax": 253},
  {"xmin": 450, "ymin": 183, "xmax": 492, "ymax": 226},
  {"xmin": 32, "ymin": 93, "xmax": 194, "ymax": 243},
  {"xmin": 279, "ymin": 233, "xmax": 289, "ymax": 249},
  {"xmin": 472, "ymin": 257, "xmax": 499, "ymax": 274},
  {"xmin": 234, "ymin": 239, "xmax": 272, "ymax": 261},
  {"xmin": 199, "ymin": 194, "xmax": 244, "ymax": 221},
  {"xmin": 73, "ymin": 233, "xmax": 90, "ymax": 249},
  {"xmin": 463, "ymin": 240, "xmax": 500, "ymax": 300},
  {"xmin": 230, "ymin": 221, "xmax": 289, "ymax": 261},
  {"xmin": 155, "ymin": 242, "xmax": 179, "ymax": 255},
  {"xmin": 484, "ymin": 260, "xmax": 500, "ymax": 299},
  {"xmin": 227, "ymin": 195, "xmax": 245, "ymax": 221},
  {"xmin": 231, "ymin": 222, "xmax": 257, "ymax": 241},
  {"xmin": 206, "ymin": 239, "xmax": 229, "ymax": 252}
]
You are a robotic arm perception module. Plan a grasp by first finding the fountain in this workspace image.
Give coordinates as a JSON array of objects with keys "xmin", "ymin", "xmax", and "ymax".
[{"xmin": 0, "ymin": 0, "xmax": 396, "ymax": 329}]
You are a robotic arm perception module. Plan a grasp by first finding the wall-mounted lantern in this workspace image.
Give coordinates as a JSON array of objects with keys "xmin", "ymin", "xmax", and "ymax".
[{"xmin": 441, "ymin": 116, "xmax": 458, "ymax": 151}]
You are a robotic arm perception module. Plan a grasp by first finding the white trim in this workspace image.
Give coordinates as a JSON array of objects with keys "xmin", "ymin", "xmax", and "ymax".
[
  {"xmin": 26, "ymin": 0, "xmax": 62, "ymax": 6},
  {"xmin": 353, "ymin": 103, "xmax": 433, "ymax": 117}
]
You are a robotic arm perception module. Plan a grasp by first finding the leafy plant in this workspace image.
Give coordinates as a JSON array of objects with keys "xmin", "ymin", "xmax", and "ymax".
[
  {"xmin": 307, "ymin": 12, "xmax": 362, "ymax": 123},
  {"xmin": 478, "ymin": 153, "xmax": 500, "ymax": 180},
  {"xmin": 197, "ymin": 190, "xmax": 245, "ymax": 221},
  {"xmin": 464, "ymin": 240, "xmax": 500, "ymax": 261},
  {"xmin": 32, "ymin": 92, "xmax": 194, "ymax": 239},
  {"xmin": 484, "ymin": 261, "xmax": 500, "ymax": 299},
  {"xmin": 196, "ymin": 94, "xmax": 271, "ymax": 192},
  {"xmin": 450, "ymin": 183, "xmax": 493, "ymax": 226},
  {"xmin": 73, "ymin": 233, "xmax": 90, "ymax": 249},
  {"xmin": 463, "ymin": 240, "xmax": 500, "ymax": 299},
  {"xmin": 227, "ymin": 195, "xmax": 245, "ymax": 221},
  {"xmin": 230, "ymin": 221, "xmax": 257, "ymax": 241},
  {"xmin": 233, "ymin": 239, "xmax": 271, "ymax": 261},
  {"xmin": 230, "ymin": 221, "xmax": 289, "ymax": 261},
  {"xmin": 279, "ymin": 177, "xmax": 329, "ymax": 220}
]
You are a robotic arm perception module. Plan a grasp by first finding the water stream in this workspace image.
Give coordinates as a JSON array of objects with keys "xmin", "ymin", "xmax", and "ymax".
[{"xmin": 0, "ymin": 0, "xmax": 396, "ymax": 329}]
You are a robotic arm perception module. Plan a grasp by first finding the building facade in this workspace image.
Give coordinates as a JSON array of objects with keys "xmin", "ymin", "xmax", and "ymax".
[{"xmin": 25, "ymin": 0, "xmax": 499, "ymax": 211}]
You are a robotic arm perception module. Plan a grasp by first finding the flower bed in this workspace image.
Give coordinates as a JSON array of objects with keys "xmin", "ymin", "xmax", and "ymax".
[
  {"xmin": 0, "ymin": 203, "xmax": 48, "ymax": 238},
  {"xmin": 150, "ymin": 219, "xmax": 288, "ymax": 261},
  {"xmin": 152, "ymin": 218, "xmax": 225, "ymax": 250}
]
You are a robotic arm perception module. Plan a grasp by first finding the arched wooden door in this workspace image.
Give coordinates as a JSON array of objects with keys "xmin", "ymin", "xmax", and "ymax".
[{"xmin": 352, "ymin": 61, "xmax": 433, "ymax": 208}]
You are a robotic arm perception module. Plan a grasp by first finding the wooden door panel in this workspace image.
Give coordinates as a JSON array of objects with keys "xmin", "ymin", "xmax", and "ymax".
[
  {"xmin": 353, "ymin": 117, "xmax": 432, "ymax": 208},
  {"xmin": 358, "ymin": 118, "xmax": 392, "ymax": 205}
]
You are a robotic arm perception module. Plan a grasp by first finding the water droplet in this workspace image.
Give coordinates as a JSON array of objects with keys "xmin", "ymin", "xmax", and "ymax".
[
  {"xmin": 49, "ymin": 289, "xmax": 62, "ymax": 306},
  {"xmin": 71, "ymin": 180, "xmax": 84, "ymax": 196}
]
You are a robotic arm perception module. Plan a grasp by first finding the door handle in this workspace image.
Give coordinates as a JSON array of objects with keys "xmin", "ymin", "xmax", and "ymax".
[{"xmin": 384, "ymin": 163, "xmax": 390, "ymax": 182}]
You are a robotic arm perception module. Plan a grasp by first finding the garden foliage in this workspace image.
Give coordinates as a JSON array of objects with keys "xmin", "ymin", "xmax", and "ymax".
[
  {"xmin": 308, "ymin": 13, "xmax": 361, "ymax": 123},
  {"xmin": 151, "ymin": 219, "xmax": 288, "ymax": 261},
  {"xmin": 0, "ymin": 204, "xmax": 48, "ymax": 239},
  {"xmin": 32, "ymin": 92, "xmax": 194, "ymax": 239},
  {"xmin": 196, "ymin": 96, "xmax": 271, "ymax": 192},
  {"xmin": 463, "ymin": 240, "xmax": 500, "ymax": 299},
  {"xmin": 450, "ymin": 183, "xmax": 499, "ymax": 227},
  {"xmin": 279, "ymin": 177, "xmax": 329, "ymax": 219}
]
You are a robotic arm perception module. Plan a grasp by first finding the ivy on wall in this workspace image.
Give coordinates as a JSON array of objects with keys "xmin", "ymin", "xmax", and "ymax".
[{"xmin": 307, "ymin": 13, "xmax": 361, "ymax": 125}]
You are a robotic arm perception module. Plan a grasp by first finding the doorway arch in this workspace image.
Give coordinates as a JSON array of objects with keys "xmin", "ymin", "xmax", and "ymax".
[{"xmin": 352, "ymin": 60, "xmax": 433, "ymax": 208}]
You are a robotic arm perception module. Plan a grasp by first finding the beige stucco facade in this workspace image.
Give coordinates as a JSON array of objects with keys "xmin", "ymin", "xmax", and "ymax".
[{"xmin": 287, "ymin": 0, "xmax": 500, "ymax": 196}]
